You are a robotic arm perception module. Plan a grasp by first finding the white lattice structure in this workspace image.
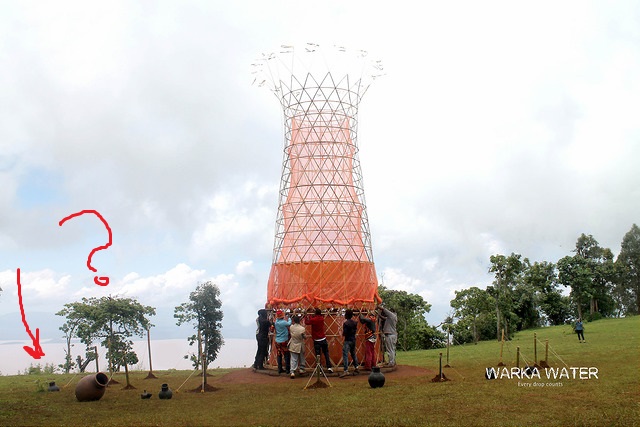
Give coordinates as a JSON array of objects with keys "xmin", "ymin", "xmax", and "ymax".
[{"xmin": 254, "ymin": 44, "xmax": 385, "ymax": 369}]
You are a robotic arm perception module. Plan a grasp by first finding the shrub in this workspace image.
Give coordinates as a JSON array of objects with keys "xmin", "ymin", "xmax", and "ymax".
[{"xmin": 21, "ymin": 363, "xmax": 58, "ymax": 375}]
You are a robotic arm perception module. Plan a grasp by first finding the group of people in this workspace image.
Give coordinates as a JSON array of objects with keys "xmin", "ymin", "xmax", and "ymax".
[{"xmin": 252, "ymin": 305, "xmax": 397, "ymax": 378}]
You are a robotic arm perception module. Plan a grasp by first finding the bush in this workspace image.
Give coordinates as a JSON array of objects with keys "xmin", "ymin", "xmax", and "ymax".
[
  {"xmin": 587, "ymin": 312, "xmax": 603, "ymax": 322},
  {"xmin": 21, "ymin": 363, "xmax": 58, "ymax": 375}
]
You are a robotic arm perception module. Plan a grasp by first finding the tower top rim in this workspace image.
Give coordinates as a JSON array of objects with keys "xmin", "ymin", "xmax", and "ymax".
[{"xmin": 251, "ymin": 43, "xmax": 384, "ymax": 100}]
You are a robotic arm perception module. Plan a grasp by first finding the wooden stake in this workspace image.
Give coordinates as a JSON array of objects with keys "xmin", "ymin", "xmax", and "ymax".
[
  {"xmin": 198, "ymin": 329, "xmax": 206, "ymax": 390},
  {"xmin": 445, "ymin": 326, "xmax": 451, "ymax": 367},
  {"xmin": 534, "ymin": 333, "xmax": 537, "ymax": 365},
  {"xmin": 545, "ymin": 339, "xmax": 549, "ymax": 364},
  {"xmin": 498, "ymin": 328, "xmax": 505, "ymax": 366},
  {"xmin": 516, "ymin": 346, "xmax": 520, "ymax": 369}
]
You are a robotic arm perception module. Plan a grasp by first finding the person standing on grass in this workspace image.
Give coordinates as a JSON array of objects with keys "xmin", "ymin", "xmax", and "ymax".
[
  {"xmin": 359, "ymin": 313, "xmax": 377, "ymax": 371},
  {"xmin": 253, "ymin": 309, "xmax": 272, "ymax": 371},
  {"xmin": 305, "ymin": 308, "xmax": 334, "ymax": 373},
  {"xmin": 274, "ymin": 310, "xmax": 292, "ymax": 374},
  {"xmin": 340, "ymin": 309, "xmax": 359, "ymax": 378},
  {"xmin": 378, "ymin": 305, "xmax": 398, "ymax": 367},
  {"xmin": 288, "ymin": 315, "xmax": 306, "ymax": 378},
  {"xmin": 575, "ymin": 318, "xmax": 585, "ymax": 343}
]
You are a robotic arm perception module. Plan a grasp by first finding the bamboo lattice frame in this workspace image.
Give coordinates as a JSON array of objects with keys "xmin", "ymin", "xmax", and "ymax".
[{"xmin": 254, "ymin": 44, "xmax": 385, "ymax": 367}]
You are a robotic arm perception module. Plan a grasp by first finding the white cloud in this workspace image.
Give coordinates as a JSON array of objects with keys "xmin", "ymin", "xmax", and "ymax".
[
  {"xmin": 189, "ymin": 183, "xmax": 277, "ymax": 262},
  {"xmin": 1, "ymin": 0, "xmax": 639, "ymax": 339},
  {"xmin": 1, "ymin": 268, "xmax": 72, "ymax": 312},
  {"xmin": 101, "ymin": 263, "xmax": 207, "ymax": 306}
]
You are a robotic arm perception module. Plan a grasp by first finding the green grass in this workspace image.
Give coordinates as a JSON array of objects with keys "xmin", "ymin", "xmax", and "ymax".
[{"xmin": 1, "ymin": 316, "xmax": 638, "ymax": 426}]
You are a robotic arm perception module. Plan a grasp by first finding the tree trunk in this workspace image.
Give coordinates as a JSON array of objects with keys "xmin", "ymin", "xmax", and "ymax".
[
  {"xmin": 472, "ymin": 315, "xmax": 478, "ymax": 344},
  {"xmin": 203, "ymin": 347, "xmax": 208, "ymax": 387},
  {"xmin": 402, "ymin": 318, "xmax": 408, "ymax": 351},
  {"xmin": 124, "ymin": 362, "xmax": 131, "ymax": 388},
  {"xmin": 577, "ymin": 301, "xmax": 583, "ymax": 320},
  {"xmin": 496, "ymin": 305, "xmax": 501, "ymax": 341},
  {"xmin": 108, "ymin": 319, "xmax": 114, "ymax": 375},
  {"xmin": 65, "ymin": 339, "xmax": 72, "ymax": 374}
]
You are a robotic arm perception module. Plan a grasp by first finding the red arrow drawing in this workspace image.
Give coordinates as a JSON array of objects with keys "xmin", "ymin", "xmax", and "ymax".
[{"xmin": 16, "ymin": 268, "xmax": 45, "ymax": 359}]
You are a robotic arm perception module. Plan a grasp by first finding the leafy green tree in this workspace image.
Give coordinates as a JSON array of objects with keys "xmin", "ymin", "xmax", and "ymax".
[
  {"xmin": 539, "ymin": 291, "xmax": 571, "ymax": 325},
  {"xmin": 174, "ymin": 282, "xmax": 224, "ymax": 387},
  {"xmin": 576, "ymin": 234, "xmax": 616, "ymax": 316},
  {"xmin": 558, "ymin": 234, "xmax": 616, "ymax": 320},
  {"xmin": 377, "ymin": 285, "xmax": 443, "ymax": 350},
  {"xmin": 56, "ymin": 302, "xmax": 92, "ymax": 373},
  {"xmin": 450, "ymin": 287, "xmax": 494, "ymax": 343},
  {"xmin": 521, "ymin": 261, "xmax": 569, "ymax": 326},
  {"xmin": 57, "ymin": 296, "xmax": 155, "ymax": 388},
  {"xmin": 511, "ymin": 281, "xmax": 539, "ymax": 330},
  {"xmin": 557, "ymin": 255, "xmax": 592, "ymax": 320},
  {"xmin": 616, "ymin": 224, "xmax": 640, "ymax": 315},
  {"xmin": 488, "ymin": 253, "xmax": 525, "ymax": 339}
]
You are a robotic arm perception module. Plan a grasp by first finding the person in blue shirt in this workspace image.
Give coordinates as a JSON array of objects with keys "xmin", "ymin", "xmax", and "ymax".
[
  {"xmin": 575, "ymin": 318, "xmax": 585, "ymax": 343},
  {"xmin": 274, "ymin": 310, "xmax": 292, "ymax": 374}
]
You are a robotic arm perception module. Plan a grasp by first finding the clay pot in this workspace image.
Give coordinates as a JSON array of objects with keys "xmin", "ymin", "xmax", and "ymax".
[
  {"xmin": 75, "ymin": 372, "xmax": 109, "ymax": 402},
  {"xmin": 158, "ymin": 383, "xmax": 173, "ymax": 399},
  {"xmin": 368, "ymin": 366, "xmax": 385, "ymax": 388},
  {"xmin": 48, "ymin": 381, "xmax": 60, "ymax": 392}
]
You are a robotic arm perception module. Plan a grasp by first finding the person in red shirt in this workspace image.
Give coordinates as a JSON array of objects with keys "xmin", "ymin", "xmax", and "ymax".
[
  {"xmin": 305, "ymin": 308, "xmax": 334, "ymax": 373},
  {"xmin": 359, "ymin": 314, "xmax": 377, "ymax": 370}
]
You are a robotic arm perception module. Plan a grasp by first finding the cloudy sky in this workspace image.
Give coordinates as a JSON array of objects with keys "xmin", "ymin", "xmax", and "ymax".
[{"xmin": 1, "ymin": 1, "xmax": 639, "ymax": 348}]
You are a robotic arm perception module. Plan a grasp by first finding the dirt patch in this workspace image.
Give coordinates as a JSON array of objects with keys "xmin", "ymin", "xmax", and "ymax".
[
  {"xmin": 216, "ymin": 364, "xmax": 434, "ymax": 385},
  {"xmin": 187, "ymin": 383, "xmax": 220, "ymax": 393},
  {"xmin": 304, "ymin": 379, "xmax": 330, "ymax": 389},
  {"xmin": 430, "ymin": 373, "xmax": 450, "ymax": 382}
]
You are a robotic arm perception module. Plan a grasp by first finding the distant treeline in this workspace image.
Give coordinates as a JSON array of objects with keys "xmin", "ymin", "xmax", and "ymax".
[
  {"xmin": 377, "ymin": 224, "xmax": 639, "ymax": 350},
  {"xmin": 447, "ymin": 224, "xmax": 639, "ymax": 345}
]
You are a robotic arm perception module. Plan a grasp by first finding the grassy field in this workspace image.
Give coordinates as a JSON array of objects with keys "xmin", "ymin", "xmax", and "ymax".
[{"xmin": 0, "ymin": 316, "xmax": 638, "ymax": 426}]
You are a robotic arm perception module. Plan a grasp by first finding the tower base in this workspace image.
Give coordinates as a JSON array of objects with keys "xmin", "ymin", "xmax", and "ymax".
[{"xmin": 263, "ymin": 306, "xmax": 384, "ymax": 372}]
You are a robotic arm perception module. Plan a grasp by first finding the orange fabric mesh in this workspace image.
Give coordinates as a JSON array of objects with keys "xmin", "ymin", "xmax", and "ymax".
[
  {"xmin": 267, "ymin": 261, "xmax": 380, "ymax": 307},
  {"xmin": 267, "ymin": 112, "xmax": 380, "ymax": 307}
]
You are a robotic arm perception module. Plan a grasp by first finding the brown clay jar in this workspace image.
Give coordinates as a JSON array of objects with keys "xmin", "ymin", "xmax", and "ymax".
[{"xmin": 75, "ymin": 372, "xmax": 109, "ymax": 402}]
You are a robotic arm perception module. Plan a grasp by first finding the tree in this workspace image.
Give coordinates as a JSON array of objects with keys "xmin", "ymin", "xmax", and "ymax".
[
  {"xmin": 616, "ymin": 224, "xmax": 640, "ymax": 315},
  {"xmin": 377, "ymin": 285, "xmax": 443, "ymax": 350},
  {"xmin": 56, "ymin": 301, "xmax": 92, "ymax": 374},
  {"xmin": 450, "ymin": 287, "xmax": 494, "ymax": 343},
  {"xmin": 488, "ymin": 253, "xmax": 525, "ymax": 339},
  {"xmin": 558, "ymin": 234, "xmax": 616, "ymax": 320},
  {"xmin": 174, "ymin": 282, "xmax": 224, "ymax": 388},
  {"xmin": 521, "ymin": 261, "xmax": 569, "ymax": 326},
  {"xmin": 557, "ymin": 255, "xmax": 592, "ymax": 320},
  {"xmin": 57, "ymin": 296, "xmax": 156, "ymax": 388}
]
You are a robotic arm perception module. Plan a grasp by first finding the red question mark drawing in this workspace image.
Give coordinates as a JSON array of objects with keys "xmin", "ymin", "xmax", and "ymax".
[{"xmin": 59, "ymin": 210, "xmax": 112, "ymax": 286}]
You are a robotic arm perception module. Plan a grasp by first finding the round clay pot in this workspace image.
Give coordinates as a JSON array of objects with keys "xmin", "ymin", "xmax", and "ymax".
[
  {"xmin": 75, "ymin": 372, "xmax": 109, "ymax": 402},
  {"xmin": 48, "ymin": 381, "xmax": 60, "ymax": 392},
  {"xmin": 368, "ymin": 366, "xmax": 385, "ymax": 388},
  {"xmin": 158, "ymin": 383, "xmax": 173, "ymax": 399}
]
